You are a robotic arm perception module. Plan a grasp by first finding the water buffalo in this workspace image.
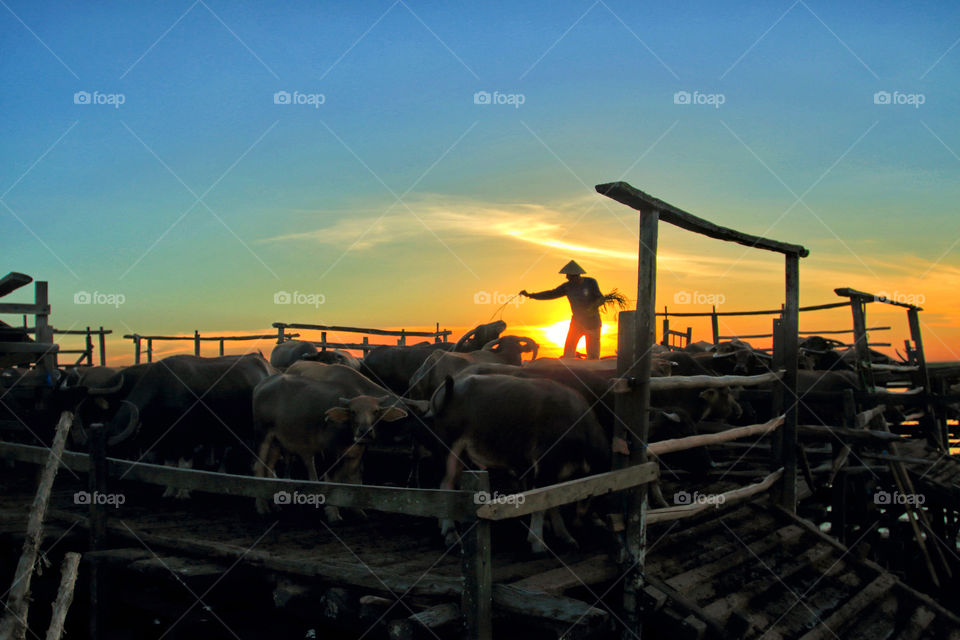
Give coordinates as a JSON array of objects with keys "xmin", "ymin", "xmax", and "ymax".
[
  {"xmin": 72, "ymin": 354, "xmax": 275, "ymax": 496},
  {"xmin": 426, "ymin": 374, "xmax": 609, "ymax": 552},
  {"xmin": 407, "ymin": 337, "xmax": 538, "ymax": 399},
  {"xmin": 360, "ymin": 342, "xmax": 456, "ymax": 395},
  {"xmin": 252, "ymin": 373, "xmax": 407, "ymax": 520},
  {"xmin": 453, "ymin": 320, "xmax": 507, "ymax": 352}
]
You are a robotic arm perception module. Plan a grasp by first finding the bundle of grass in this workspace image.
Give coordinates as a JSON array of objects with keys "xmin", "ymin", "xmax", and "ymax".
[{"xmin": 600, "ymin": 288, "xmax": 629, "ymax": 313}]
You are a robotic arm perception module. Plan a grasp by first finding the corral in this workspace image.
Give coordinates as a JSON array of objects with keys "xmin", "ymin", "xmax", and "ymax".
[{"xmin": 1, "ymin": 183, "xmax": 959, "ymax": 639}]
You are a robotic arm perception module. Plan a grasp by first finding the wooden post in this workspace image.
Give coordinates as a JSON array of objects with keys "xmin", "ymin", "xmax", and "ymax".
[
  {"xmin": 362, "ymin": 336, "xmax": 369, "ymax": 356},
  {"xmin": 660, "ymin": 307, "xmax": 669, "ymax": 347},
  {"xmin": 771, "ymin": 318, "xmax": 784, "ymax": 465},
  {"xmin": 321, "ymin": 331, "xmax": 328, "ymax": 351},
  {"xmin": 146, "ymin": 339, "xmax": 153, "ymax": 363},
  {"xmin": 133, "ymin": 335, "xmax": 141, "ymax": 364},
  {"xmin": 460, "ymin": 471, "xmax": 491, "ymax": 640},
  {"xmin": 622, "ymin": 208, "xmax": 658, "ymax": 638},
  {"xmin": 98, "ymin": 327, "xmax": 106, "ymax": 366},
  {"xmin": 276, "ymin": 324, "xmax": 285, "ymax": 344},
  {"xmin": 35, "ymin": 281, "xmax": 56, "ymax": 375},
  {"xmin": 399, "ymin": 330, "xmax": 406, "ymax": 347},
  {"xmin": 711, "ymin": 306, "xmax": 719, "ymax": 345},
  {"xmin": 44, "ymin": 552, "xmax": 81, "ymax": 640},
  {"xmin": 435, "ymin": 322, "xmax": 441, "ymax": 343},
  {"xmin": 85, "ymin": 327, "xmax": 94, "ymax": 365},
  {"xmin": 907, "ymin": 308, "xmax": 945, "ymax": 450},
  {"xmin": 849, "ymin": 297, "xmax": 874, "ymax": 390},
  {"xmin": 780, "ymin": 253, "xmax": 799, "ymax": 512},
  {"xmin": 0, "ymin": 411, "xmax": 73, "ymax": 640},
  {"xmin": 194, "ymin": 330, "xmax": 201, "ymax": 356},
  {"xmin": 219, "ymin": 338, "xmax": 225, "ymax": 357},
  {"xmin": 88, "ymin": 424, "xmax": 107, "ymax": 640}
]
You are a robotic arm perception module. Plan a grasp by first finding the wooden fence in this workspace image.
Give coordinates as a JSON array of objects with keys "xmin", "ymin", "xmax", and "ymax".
[
  {"xmin": 596, "ymin": 180, "xmax": 807, "ymax": 636},
  {"xmin": 123, "ymin": 331, "xmax": 300, "ymax": 363},
  {"xmin": 272, "ymin": 322, "xmax": 453, "ymax": 356},
  {"xmin": 0, "ymin": 273, "xmax": 57, "ymax": 376},
  {"xmin": 0, "ymin": 403, "xmax": 785, "ymax": 640},
  {"xmin": 657, "ymin": 301, "xmax": 892, "ymax": 351},
  {"xmin": 20, "ymin": 325, "xmax": 112, "ymax": 367}
]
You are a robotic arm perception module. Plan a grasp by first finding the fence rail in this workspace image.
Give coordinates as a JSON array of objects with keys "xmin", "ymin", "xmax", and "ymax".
[
  {"xmin": 123, "ymin": 332, "xmax": 300, "ymax": 363},
  {"xmin": 273, "ymin": 321, "xmax": 453, "ymax": 356}
]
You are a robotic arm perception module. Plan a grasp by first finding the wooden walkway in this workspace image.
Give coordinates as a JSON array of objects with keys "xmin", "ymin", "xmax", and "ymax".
[{"xmin": 2, "ymin": 471, "xmax": 958, "ymax": 639}]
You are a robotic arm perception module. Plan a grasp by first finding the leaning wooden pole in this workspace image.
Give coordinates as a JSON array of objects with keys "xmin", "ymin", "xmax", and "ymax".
[
  {"xmin": 44, "ymin": 552, "xmax": 81, "ymax": 640},
  {"xmin": 0, "ymin": 411, "xmax": 74, "ymax": 640}
]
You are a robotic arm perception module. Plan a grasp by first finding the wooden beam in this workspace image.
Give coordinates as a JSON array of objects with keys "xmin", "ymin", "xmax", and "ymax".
[
  {"xmin": 475, "ymin": 462, "xmax": 659, "ymax": 521},
  {"xmin": 596, "ymin": 182, "xmax": 809, "ymax": 257},
  {"xmin": 781, "ymin": 253, "xmax": 800, "ymax": 511},
  {"xmin": 0, "ymin": 441, "xmax": 476, "ymax": 520},
  {"xmin": 647, "ymin": 416, "xmax": 783, "ymax": 456},
  {"xmin": 835, "ymin": 287, "xmax": 922, "ymax": 311},
  {"xmin": 0, "ymin": 272, "xmax": 32, "ymax": 298},
  {"xmin": 613, "ymin": 371, "xmax": 783, "ymax": 393},
  {"xmin": 646, "ymin": 468, "xmax": 782, "ymax": 524},
  {"xmin": 272, "ymin": 323, "xmax": 451, "ymax": 339}
]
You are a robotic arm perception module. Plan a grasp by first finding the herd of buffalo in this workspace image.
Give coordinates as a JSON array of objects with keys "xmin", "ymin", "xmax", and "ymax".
[{"xmin": 0, "ymin": 320, "xmax": 921, "ymax": 552}]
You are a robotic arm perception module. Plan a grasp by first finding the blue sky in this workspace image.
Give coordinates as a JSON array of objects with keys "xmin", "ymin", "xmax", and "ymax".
[{"xmin": 2, "ymin": 1, "xmax": 959, "ymax": 360}]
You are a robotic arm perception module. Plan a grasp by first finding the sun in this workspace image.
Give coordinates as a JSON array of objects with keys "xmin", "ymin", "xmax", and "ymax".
[{"xmin": 542, "ymin": 319, "xmax": 575, "ymax": 349}]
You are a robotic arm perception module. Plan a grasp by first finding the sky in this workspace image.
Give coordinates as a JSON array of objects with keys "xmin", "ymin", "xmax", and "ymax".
[{"xmin": 2, "ymin": 1, "xmax": 959, "ymax": 364}]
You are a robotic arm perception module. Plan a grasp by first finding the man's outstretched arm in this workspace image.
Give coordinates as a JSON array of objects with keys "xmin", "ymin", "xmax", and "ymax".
[{"xmin": 520, "ymin": 284, "xmax": 566, "ymax": 300}]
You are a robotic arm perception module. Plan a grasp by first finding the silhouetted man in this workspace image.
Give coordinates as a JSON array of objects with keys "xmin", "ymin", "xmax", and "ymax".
[{"xmin": 520, "ymin": 260, "xmax": 604, "ymax": 359}]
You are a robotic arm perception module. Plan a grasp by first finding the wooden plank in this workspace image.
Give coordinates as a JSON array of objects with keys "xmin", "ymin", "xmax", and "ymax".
[
  {"xmin": 510, "ymin": 555, "xmax": 618, "ymax": 595},
  {"xmin": 797, "ymin": 574, "xmax": 896, "ymax": 640},
  {"xmin": 490, "ymin": 584, "xmax": 608, "ymax": 628},
  {"xmin": 835, "ymin": 287, "xmax": 922, "ymax": 311},
  {"xmin": 613, "ymin": 371, "xmax": 783, "ymax": 393},
  {"xmin": 646, "ymin": 416, "xmax": 783, "ymax": 456},
  {"xmin": 272, "ymin": 323, "xmax": 450, "ymax": 339},
  {"xmin": 0, "ymin": 441, "xmax": 476, "ymax": 520},
  {"xmin": 475, "ymin": 462, "xmax": 659, "ymax": 521},
  {"xmin": 796, "ymin": 425, "xmax": 904, "ymax": 443},
  {"xmin": 48, "ymin": 510, "xmax": 464, "ymax": 598},
  {"xmin": 0, "ymin": 342, "xmax": 60, "ymax": 353},
  {"xmin": 0, "ymin": 303, "xmax": 49, "ymax": 315},
  {"xmin": 646, "ymin": 468, "xmax": 782, "ymax": 524},
  {"xmin": 657, "ymin": 300, "xmax": 849, "ymax": 318},
  {"xmin": 0, "ymin": 272, "xmax": 32, "ymax": 298},
  {"xmin": 596, "ymin": 181, "xmax": 809, "ymax": 257}
]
